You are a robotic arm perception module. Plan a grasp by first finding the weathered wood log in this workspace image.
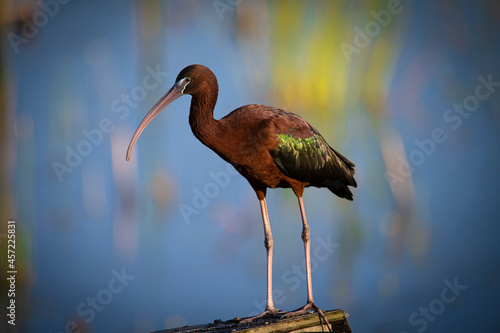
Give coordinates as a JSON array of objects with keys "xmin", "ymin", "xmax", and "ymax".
[{"xmin": 154, "ymin": 309, "xmax": 351, "ymax": 333}]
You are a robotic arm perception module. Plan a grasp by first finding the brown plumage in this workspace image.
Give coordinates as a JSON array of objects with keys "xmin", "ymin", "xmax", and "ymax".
[{"xmin": 126, "ymin": 64, "xmax": 357, "ymax": 331}]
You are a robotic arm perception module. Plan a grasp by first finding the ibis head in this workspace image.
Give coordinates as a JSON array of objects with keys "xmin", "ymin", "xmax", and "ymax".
[{"xmin": 126, "ymin": 64, "xmax": 216, "ymax": 162}]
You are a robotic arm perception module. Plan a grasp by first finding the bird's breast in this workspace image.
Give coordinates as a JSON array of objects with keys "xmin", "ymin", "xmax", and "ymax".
[{"xmin": 208, "ymin": 106, "xmax": 300, "ymax": 189}]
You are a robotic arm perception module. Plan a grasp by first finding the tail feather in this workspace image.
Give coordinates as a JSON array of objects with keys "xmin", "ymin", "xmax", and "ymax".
[
  {"xmin": 328, "ymin": 185, "xmax": 354, "ymax": 201},
  {"xmin": 330, "ymin": 147, "xmax": 357, "ymax": 188}
]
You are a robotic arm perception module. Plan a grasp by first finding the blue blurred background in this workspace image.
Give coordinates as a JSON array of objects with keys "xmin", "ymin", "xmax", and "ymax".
[{"xmin": 1, "ymin": 0, "xmax": 500, "ymax": 332}]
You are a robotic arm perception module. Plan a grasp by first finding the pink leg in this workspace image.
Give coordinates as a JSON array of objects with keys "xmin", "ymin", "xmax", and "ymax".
[
  {"xmin": 260, "ymin": 196, "xmax": 276, "ymax": 312},
  {"xmin": 285, "ymin": 196, "xmax": 332, "ymax": 331},
  {"xmin": 241, "ymin": 196, "xmax": 284, "ymax": 322}
]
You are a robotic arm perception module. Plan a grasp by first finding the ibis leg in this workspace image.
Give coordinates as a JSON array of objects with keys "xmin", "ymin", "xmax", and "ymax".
[
  {"xmin": 299, "ymin": 196, "xmax": 314, "ymax": 304},
  {"xmin": 284, "ymin": 196, "xmax": 332, "ymax": 332},
  {"xmin": 241, "ymin": 195, "xmax": 283, "ymax": 322},
  {"xmin": 260, "ymin": 197, "xmax": 276, "ymax": 312}
]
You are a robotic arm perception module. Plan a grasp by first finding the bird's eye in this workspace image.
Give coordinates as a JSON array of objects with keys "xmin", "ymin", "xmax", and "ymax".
[{"xmin": 185, "ymin": 77, "xmax": 191, "ymax": 82}]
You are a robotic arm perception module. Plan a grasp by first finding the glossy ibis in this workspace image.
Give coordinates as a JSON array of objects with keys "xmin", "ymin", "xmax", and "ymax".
[{"xmin": 126, "ymin": 65, "xmax": 357, "ymax": 330}]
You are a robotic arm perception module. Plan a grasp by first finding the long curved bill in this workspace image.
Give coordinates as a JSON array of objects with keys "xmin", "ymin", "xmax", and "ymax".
[{"xmin": 126, "ymin": 79, "xmax": 188, "ymax": 161}]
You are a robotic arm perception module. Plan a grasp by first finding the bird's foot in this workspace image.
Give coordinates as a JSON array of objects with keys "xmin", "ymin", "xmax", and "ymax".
[
  {"xmin": 284, "ymin": 302, "xmax": 333, "ymax": 332},
  {"xmin": 240, "ymin": 308, "xmax": 286, "ymax": 324}
]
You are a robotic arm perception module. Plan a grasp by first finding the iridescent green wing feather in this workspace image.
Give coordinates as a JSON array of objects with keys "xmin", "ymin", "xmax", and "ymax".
[{"xmin": 268, "ymin": 117, "xmax": 357, "ymax": 198}]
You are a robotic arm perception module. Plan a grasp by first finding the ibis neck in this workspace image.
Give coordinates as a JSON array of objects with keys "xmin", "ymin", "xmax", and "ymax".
[{"xmin": 188, "ymin": 88, "xmax": 221, "ymax": 149}]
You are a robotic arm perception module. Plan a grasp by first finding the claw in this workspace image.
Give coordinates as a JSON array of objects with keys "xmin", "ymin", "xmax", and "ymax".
[
  {"xmin": 240, "ymin": 308, "xmax": 286, "ymax": 324},
  {"xmin": 240, "ymin": 304, "xmax": 332, "ymax": 332},
  {"xmin": 284, "ymin": 302, "xmax": 333, "ymax": 332}
]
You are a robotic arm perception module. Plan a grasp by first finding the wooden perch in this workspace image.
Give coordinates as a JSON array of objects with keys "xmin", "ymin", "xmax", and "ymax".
[{"xmin": 154, "ymin": 309, "xmax": 351, "ymax": 333}]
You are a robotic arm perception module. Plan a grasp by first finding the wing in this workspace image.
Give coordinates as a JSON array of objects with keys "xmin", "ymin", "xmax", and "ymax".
[{"xmin": 268, "ymin": 112, "xmax": 357, "ymax": 198}]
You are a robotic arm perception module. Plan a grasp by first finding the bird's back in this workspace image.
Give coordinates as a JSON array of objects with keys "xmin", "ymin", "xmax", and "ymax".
[{"xmin": 217, "ymin": 104, "xmax": 357, "ymax": 199}]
